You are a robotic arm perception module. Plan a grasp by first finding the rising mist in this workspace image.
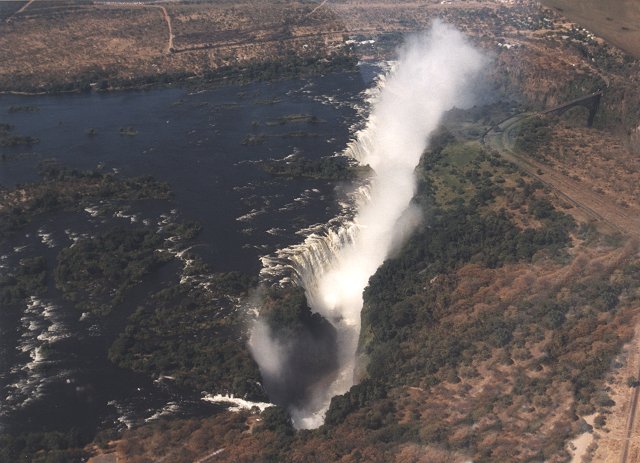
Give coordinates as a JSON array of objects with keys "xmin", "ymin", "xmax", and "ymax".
[{"xmin": 251, "ymin": 21, "xmax": 487, "ymax": 429}]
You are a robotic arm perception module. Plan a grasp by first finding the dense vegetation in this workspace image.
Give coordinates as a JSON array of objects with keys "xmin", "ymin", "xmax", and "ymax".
[
  {"xmin": 0, "ymin": 123, "xmax": 39, "ymax": 147},
  {"xmin": 0, "ymin": 430, "xmax": 87, "ymax": 463},
  {"xmin": 319, "ymin": 137, "xmax": 635, "ymax": 461},
  {"xmin": 54, "ymin": 227, "xmax": 168, "ymax": 316},
  {"xmin": 3, "ymin": 51, "xmax": 358, "ymax": 94},
  {"xmin": 0, "ymin": 256, "xmax": 47, "ymax": 307},
  {"xmin": 108, "ymin": 267, "xmax": 263, "ymax": 398},
  {"xmin": 262, "ymin": 155, "xmax": 369, "ymax": 181},
  {"xmin": 0, "ymin": 162, "xmax": 171, "ymax": 244},
  {"xmin": 513, "ymin": 115, "xmax": 553, "ymax": 161}
]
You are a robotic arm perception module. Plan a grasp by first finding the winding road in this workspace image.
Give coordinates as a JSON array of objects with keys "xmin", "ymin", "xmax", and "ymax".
[
  {"xmin": 93, "ymin": 2, "xmax": 174, "ymax": 54},
  {"xmin": 157, "ymin": 5, "xmax": 173, "ymax": 54}
]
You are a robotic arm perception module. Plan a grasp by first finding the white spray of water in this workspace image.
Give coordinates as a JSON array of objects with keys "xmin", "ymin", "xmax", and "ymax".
[{"xmin": 251, "ymin": 21, "xmax": 487, "ymax": 429}]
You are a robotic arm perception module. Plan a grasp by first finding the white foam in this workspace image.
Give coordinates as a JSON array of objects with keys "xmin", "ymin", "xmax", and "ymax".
[{"xmin": 201, "ymin": 393, "xmax": 273, "ymax": 413}]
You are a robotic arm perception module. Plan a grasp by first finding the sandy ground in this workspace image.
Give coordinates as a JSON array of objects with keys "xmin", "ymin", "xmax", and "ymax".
[
  {"xmin": 589, "ymin": 322, "xmax": 640, "ymax": 463},
  {"xmin": 568, "ymin": 414, "xmax": 596, "ymax": 462}
]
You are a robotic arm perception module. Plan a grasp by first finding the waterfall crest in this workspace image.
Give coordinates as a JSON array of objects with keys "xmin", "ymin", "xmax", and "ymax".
[{"xmin": 259, "ymin": 68, "xmax": 387, "ymax": 290}]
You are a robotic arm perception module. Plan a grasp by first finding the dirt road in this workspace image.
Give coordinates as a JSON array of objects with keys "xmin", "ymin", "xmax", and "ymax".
[
  {"xmin": 157, "ymin": 5, "xmax": 173, "ymax": 54},
  {"xmin": 94, "ymin": 2, "xmax": 173, "ymax": 54},
  {"xmin": 620, "ymin": 355, "xmax": 640, "ymax": 463},
  {"xmin": 4, "ymin": 0, "xmax": 34, "ymax": 23}
]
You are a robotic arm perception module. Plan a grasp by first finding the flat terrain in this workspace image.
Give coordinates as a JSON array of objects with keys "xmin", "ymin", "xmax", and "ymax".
[
  {"xmin": 541, "ymin": 0, "xmax": 640, "ymax": 58},
  {"xmin": 0, "ymin": 0, "xmax": 352, "ymax": 92},
  {"xmin": 1, "ymin": 0, "xmax": 637, "ymax": 96}
]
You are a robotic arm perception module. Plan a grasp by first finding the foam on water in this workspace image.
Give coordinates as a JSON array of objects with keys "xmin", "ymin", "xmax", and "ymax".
[{"xmin": 2, "ymin": 297, "xmax": 70, "ymax": 417}]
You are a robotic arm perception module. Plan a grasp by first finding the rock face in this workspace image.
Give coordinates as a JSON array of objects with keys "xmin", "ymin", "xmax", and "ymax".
[
  {"xmin": 251, "ymin": 288, "xmax": 339, "ymax": 412},
  {"xmin": 494, "ymin": 39, "xmax": 640, "ymax": 150}
]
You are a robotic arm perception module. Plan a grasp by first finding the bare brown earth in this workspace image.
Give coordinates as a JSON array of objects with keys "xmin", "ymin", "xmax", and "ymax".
[
  {"xmin": 541, "ymin": 0, "xmax": 640, "ymax": 58},
  {"xmin": 543, "ymin": 123, "xmax": 640, "ymax": 220},
  {"xmin": 0, "ymin": 0, "xmax": 636, "ymax": 98},
  {"xmin": 0, "ymin": 0, "xmax": 351, "ymax": 91},
  {"xmin": 1, "ymin": 5, "xmax": 168, "ymax": 89}
]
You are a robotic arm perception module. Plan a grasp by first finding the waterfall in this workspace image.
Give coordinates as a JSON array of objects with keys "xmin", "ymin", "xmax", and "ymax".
[
  {"xmin": 259, "ymin": 70, "xmax": 386, "ymax": 290},
  {"xmin": 255, "ymin": 78, "xmax": 382, "ymax": 429},
  {"xmin": 252, "ymin": 21, "xmax": 487, "ymax": 429}
]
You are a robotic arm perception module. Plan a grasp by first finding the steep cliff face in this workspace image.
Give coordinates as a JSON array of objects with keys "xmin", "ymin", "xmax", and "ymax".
[
  {"xmin": 250, "ymin": 288, "xmax": 339, "ymax": 412},
  {"xmin": 487, "ymin": 5, "xmax": 640, "ymax": 152},
  {"xmin": 494, "ymin": 46, "xmax": 589, "ymax": 107},
  {"xmin": 605, "ymin": 85, "xmax": 640, "ymax": 153}
]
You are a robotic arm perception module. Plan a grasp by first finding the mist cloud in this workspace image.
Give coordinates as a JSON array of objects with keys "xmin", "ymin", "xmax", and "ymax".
[
  {"xmin": 249, "ymin": 320, "xmax": 286, "ymax": 379},
  {"xmin": 252, "ymin": 20, "xmax": 487, "ymax": 429}
]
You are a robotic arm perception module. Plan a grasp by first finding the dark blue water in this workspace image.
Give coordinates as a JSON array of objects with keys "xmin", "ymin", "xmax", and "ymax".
[
  {"xmin": 0, "ymin": 70, "xmax": 371, "ymax": 438},
  {"xmin": 1, "ymin": 73, "xmax": 368, "ymax": 272}
]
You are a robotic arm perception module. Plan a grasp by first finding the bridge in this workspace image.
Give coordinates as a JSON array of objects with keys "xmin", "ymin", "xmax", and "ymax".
[{"xmin": 542, "ymin": 91, "xmax": 603, "ymax": 127}]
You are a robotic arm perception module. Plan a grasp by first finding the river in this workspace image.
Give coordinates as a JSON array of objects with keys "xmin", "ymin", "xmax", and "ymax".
[{"xmin": 0, "ymin": 68, "xmax": 375, "ymax": 438}]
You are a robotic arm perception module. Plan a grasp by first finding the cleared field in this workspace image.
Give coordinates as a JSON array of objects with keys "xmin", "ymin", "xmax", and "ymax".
[{"xmin": 541, "ymin": 0, "xmax": 640, "ymax": 57}]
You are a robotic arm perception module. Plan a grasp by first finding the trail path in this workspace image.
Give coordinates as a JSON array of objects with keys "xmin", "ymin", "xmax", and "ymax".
[
  {"xmin": 93, "ymin": 1, "xmax": 173, "ymax": 54},
  {"xmin": 193, "ymin": 448, "xmax": 225, "ymax": 463},
  {"xmin": 157, "ymin": 5, "xmax": 173, "ymax": 53},
  {"xmin": 5, "ymin": 0, "xmax": 34, "ymax": 23},
  {"xmin": 307, "ymin": 0, "xmax": 330, "ymax": 17},
  {"xmin": 14, "ymin": 0, "xmax": 34, "ymax": 15},
  {"xmin": 151, "ymin": 447, "xmax": 224, "ymax": 463}
]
